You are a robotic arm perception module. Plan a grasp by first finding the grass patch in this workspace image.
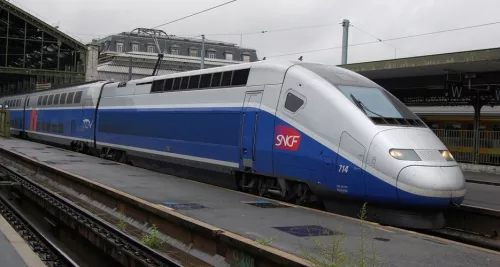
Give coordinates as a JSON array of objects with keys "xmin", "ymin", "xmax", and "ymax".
[
  {"xmin": 117, "ymin": 210, "xmax": 127, "ymax": 231},
  {"xmin": 297, "ymin": 203, "xmax": 383, "ymax": 267},
  {"xmin": 141, "ymin": 224, "xmax": 164, "ymax": 249}
]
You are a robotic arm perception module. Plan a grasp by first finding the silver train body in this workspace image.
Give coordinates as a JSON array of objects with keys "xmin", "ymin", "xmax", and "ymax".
[{"xmin": 0, "ymin": 60, "xmax": 466, "ymax": 229}]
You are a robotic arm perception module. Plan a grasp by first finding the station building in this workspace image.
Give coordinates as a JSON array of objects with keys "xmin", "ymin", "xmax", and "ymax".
[
  {"xmin": 95, "ymin": 29, "xmax": 259, "ymax": 81},
  {"xmin": 0, "ymin": 0, "xmax": 98, "ymax": 96}
]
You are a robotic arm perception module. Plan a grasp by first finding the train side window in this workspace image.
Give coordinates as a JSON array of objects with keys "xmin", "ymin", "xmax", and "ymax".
[
  {"xmin": 231, "ymin": 69, "xmax": 249, "ymax": 86},
  {"xmin": 67, "ymin": 92, "xmax": 75, "ymax": 104},
  {"xmin": 211, "ymin": 72, "xmax": 222, "ymax": 87},
  {"xmin": 60, "ymin": 93, "xmax": 67, "ymax": 104},
  {"xmin": 188, "ymin": 75, "xmax": 200, "ymax": 89},
  {"xmin": 221, "ymin": 71, "xmax": 232, "ymax": 87},
  {"xmin": 54, "ymin": 94, "xmax": 60, "ymax": 105},
  {"xmin": 37, "ymin": 96, "xmax": 42, "ymax": 106},
  {"xmin": 199, "ymin": 74, "xmax": 212, "ymax": 88},
  {"xmin": 74, "ymin": 91, "xmax": 83, "ymax": 103},
  {"xmin": 42, "ymin": 95, "xmax": 48, "ymax": 106},
  {"xmin": 48, "ymin": 95, "xmax": 54, "ymax": 105},
  {"xmin": 180, "ymin": 76, "xmax": 189, "ymax": 90},
  {"xmin": 151, "ymin": 79, "xmax": 165, "ymax": 93},
  {"xmin": 16, "ymin": 99, "xmax": 21, "ymax": 107},
  {"xmin": 172, "ymin": 77, "xmax": 181, "ymax": 90},
  {"xmin": 164, "ymin": 79, "xmax": 173, "ymax": 91},
  {"xmin": 284, "ymin": 91, "xmax": 305, "ymax": 113}
]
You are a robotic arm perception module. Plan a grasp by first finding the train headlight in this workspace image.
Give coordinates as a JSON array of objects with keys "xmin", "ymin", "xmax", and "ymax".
[
  {"xmin": 389, "ymin": 149, "xmax": 421, "ymax": 161},
  {"xmin": 439, "ymin": 150, "xmax": 455, "ymax": 161}
]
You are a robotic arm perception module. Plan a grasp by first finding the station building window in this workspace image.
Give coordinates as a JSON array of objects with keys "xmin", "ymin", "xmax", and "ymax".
[
  {"xmin": 225, "ymin": 53, "xmax": 233, "ymax": 60},
  {"xmin": 208, "ymin": 51, "xmax": 216, "ymax": 59},
  {"xmin": 132, "ymin": 44, "xmax": 139, "ymax": 52},
  {"xmin": 242, "ymin": 55, "xmax": 250, "ymax": 62},
  {"xmin": 147, "ymin": 46, "xmax": 155, "ymax": 53},
  {"xmin": 190, "ymin": 49, "xmax": 199, "ymax": 57},
  {"xmin": 171, "ymin": 48, "xmax": 179, "ymax": 55},
  {"xmin": 116, "ymin": 43, "xmax": 123, "ymax": 53}
]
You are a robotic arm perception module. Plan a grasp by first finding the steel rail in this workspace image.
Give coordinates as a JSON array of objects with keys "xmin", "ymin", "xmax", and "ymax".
[{"xmin": 0, "ymin": 192, "xmax": 78, "ymax": 267}]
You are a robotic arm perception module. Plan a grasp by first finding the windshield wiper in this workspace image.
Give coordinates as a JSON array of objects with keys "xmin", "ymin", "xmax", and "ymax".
[
  {"xmin": 350, "ymin": 94, "xmax": 367, "ymax": 115},
  {"xmin": 350, "ymin": 94, "xmax": 384, "ymax": 118}
]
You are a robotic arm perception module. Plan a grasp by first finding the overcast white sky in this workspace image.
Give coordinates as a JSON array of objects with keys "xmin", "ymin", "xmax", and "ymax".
[{"xmin": 8, "ymin": 0, "xmax": 500, "ymax": 65}]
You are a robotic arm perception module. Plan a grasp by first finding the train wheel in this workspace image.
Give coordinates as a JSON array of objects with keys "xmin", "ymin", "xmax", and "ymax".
[{"xmin": 257, "ymin": 179, "xmax": 267, "ymax": 197}]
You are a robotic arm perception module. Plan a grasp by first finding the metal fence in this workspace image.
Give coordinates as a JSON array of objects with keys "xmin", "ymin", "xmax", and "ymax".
[{"xmin": 433, "ymin": 129, "xmax": 500, "ymax": 165}]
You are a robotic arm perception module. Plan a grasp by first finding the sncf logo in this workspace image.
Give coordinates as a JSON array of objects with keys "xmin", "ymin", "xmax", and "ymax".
[{"xmin": 275, "ymin": 125, "xmax": 302, "ymax": 151}]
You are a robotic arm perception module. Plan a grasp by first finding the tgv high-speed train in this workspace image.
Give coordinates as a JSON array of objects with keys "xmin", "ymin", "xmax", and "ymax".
[{"xmin": 0, "ymin": 60, "xmax": 466, "ymax": 229}]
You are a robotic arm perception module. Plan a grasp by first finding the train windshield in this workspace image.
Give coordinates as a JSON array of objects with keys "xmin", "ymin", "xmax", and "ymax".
[
  {"xmin": 298, "ymin": 62, "xmax": 425, "ymax": 126},
  {"xmin": 337, "ymin": 85, "xmax": 403, "ymax": 118}
]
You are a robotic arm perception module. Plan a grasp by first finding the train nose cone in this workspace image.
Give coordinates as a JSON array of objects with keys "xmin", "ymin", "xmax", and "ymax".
[{"xmin": 396, "ymin": 165, "xmax": 466, "ymax": 207}]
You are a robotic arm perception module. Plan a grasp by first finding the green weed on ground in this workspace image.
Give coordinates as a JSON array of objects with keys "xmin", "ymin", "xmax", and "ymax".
[
  {"xmin": 141, "ymin": 224, "xmax": 164, "ymax": 249},
  {"xmin": 297, "ymin": 203, "xmax": 383, "ymax": 267},
  {"xmin": 117, "ymin": 210, "xmax": 127, "ymax": 231}
]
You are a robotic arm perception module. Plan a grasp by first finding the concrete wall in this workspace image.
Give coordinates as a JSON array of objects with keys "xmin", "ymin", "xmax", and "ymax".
[{"xmin": 85, "ymin": 40, "xmax": 99, "ymax": 81}]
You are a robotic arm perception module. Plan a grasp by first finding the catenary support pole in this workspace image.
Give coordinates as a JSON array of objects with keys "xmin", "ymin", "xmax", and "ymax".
[{"xmin": 341, "ymin": 19, "xmax": 350, "ymax": 65}]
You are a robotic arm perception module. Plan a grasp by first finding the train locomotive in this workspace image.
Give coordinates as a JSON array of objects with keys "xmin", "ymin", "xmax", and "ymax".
[{"xmin": 0, "ymin": 60, "xmax": 466, "ymax": 229}]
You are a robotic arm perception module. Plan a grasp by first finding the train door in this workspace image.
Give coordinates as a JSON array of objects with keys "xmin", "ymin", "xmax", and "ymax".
[
  {"xmin": 333, "ymin": 132, "xmax": 366, "ymax": 197},
  {"xmin": 239, "ymin": 89, "xmax": 264, "ymax": 171}
]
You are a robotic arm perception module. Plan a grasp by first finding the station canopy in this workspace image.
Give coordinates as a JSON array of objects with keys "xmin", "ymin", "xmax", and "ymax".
[
  {"xmin": 341, "ymin": 47, "xmax": 500, "ymax": 107},
  {"xmin": 0, "ymin": 0, "xmax": 87, "ymax": 96}
]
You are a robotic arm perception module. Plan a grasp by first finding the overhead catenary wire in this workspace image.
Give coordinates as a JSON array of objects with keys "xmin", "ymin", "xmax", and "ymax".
[
  {"xmin": 266, "ymin": 20, "xmax": 500, "ymax": 58},
  {"xmin": 68, "ymin": 22, "xmax": 338, "ymax": 40},
  {"xmin": 350, "ymin": 24, "xmax": 416, "ymax": 57},
  {"xmin": 66, "ymin": 0, "xmax": 239, "ymax": 40},
  {"xmin": 180, "ymin": 22, "xmax": 338, "ymax": 36},
  {"xmin": 151, "ymin": 0, "xmax": 239, "ymax": 29}
]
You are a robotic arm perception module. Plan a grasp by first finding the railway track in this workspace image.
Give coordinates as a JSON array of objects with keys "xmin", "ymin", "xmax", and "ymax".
[
  {"xmin": 0, "ymin": 145, "xmax": 310, "ymax": 267},
  {"xmin": 0, "ymin": 190, "xmax": 78, "ymax": 267},
  {"xmin": 0, "ymin": 159, "xmax": 184, "ymax": 267}
]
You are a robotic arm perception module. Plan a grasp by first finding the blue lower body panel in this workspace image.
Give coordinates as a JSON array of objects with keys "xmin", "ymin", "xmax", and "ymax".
[{"xmin": 13, "ymin": 106, "xmax": 461, "ymax": 209}]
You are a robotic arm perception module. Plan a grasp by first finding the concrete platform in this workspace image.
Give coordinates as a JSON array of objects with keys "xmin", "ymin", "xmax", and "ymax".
[
  {"xmin": 1, "ymin": 138, "xmax": 500, "ymax": 267},
  {"xmin": 462, "ymin": 182, "xmax": 500, "ymax": 211},
  {"xmin": 465, "ymin": 171, "xmax": 500, "ymax": 184},
  {"xmin": 0, "ymin": 214, "xmax": 46, "ymax": 267},
  {"xmin": 462, "ymin": 172, "xmax": 500, "ymax": 210}
]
